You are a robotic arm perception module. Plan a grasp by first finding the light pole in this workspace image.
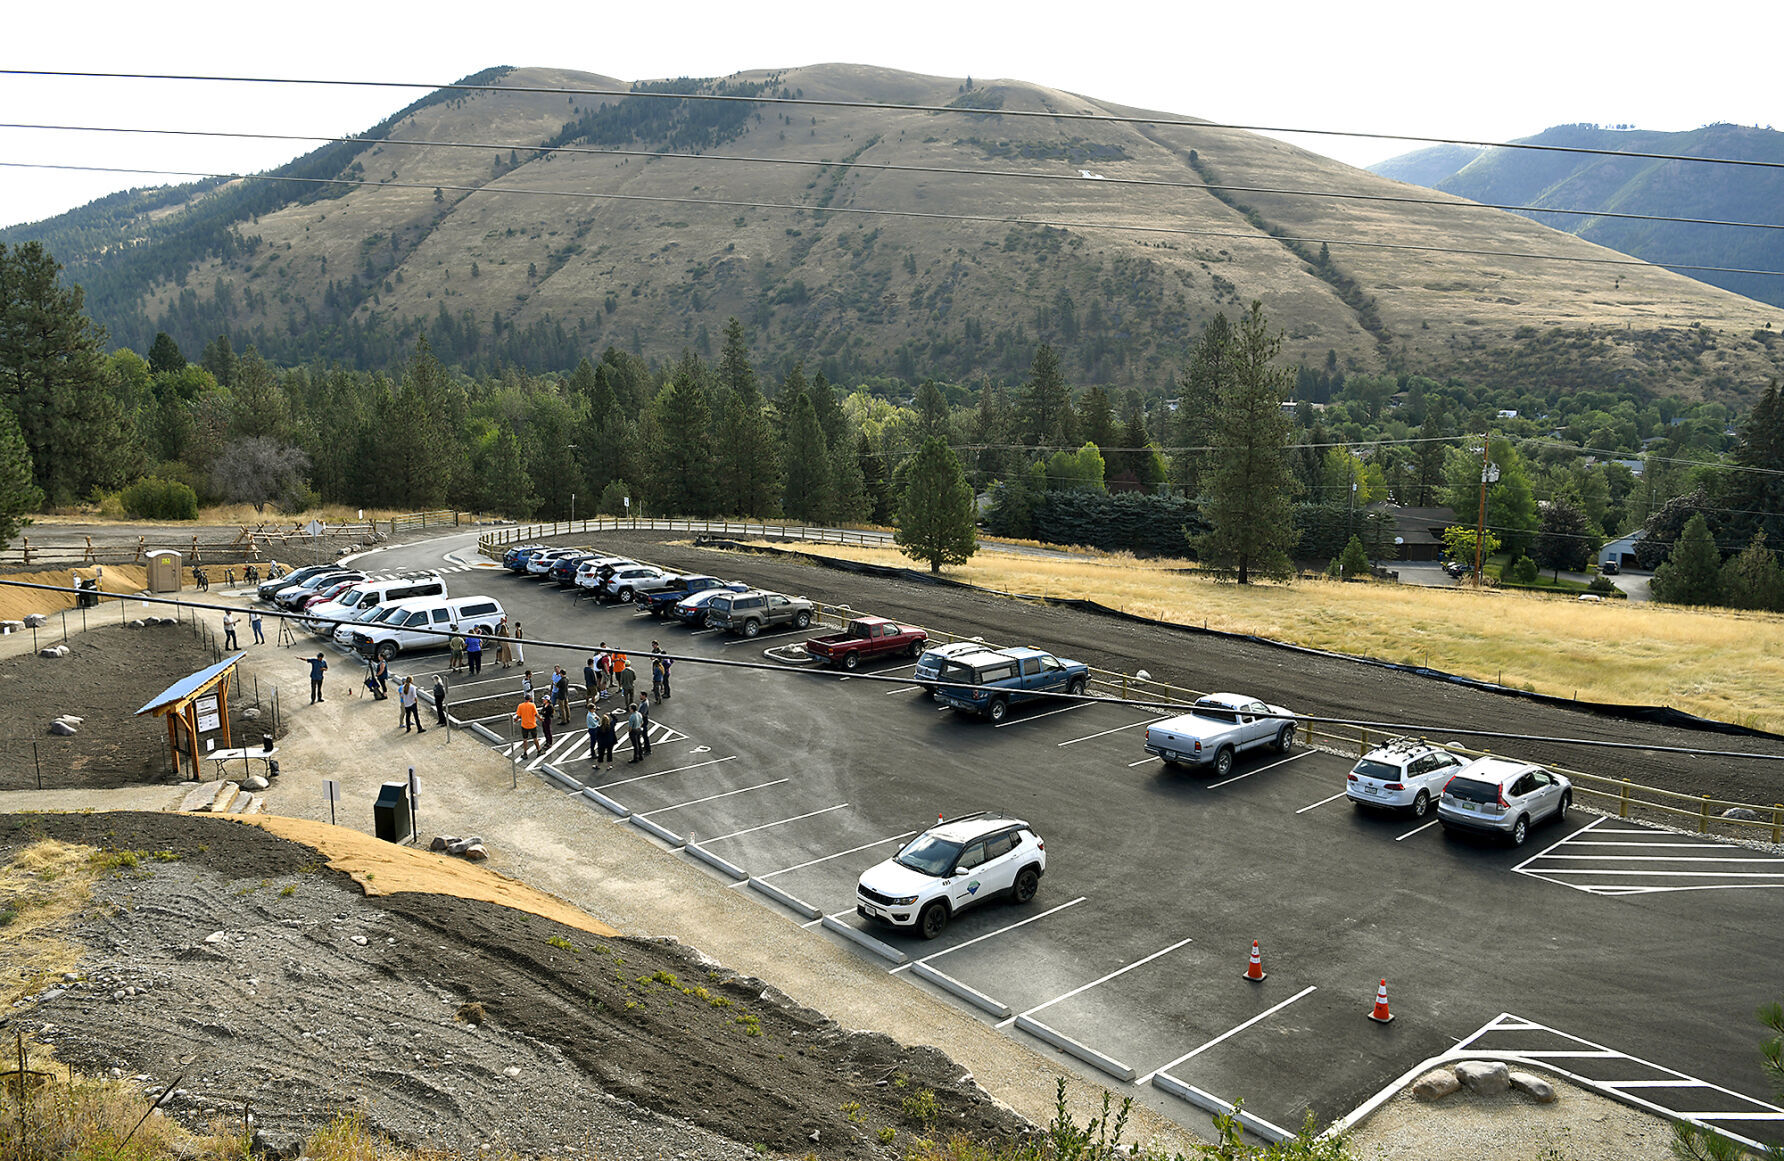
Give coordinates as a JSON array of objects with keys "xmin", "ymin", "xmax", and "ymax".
[{"xmin": 565, "ymin": 444, "xmax": 578, "ymax": 526}]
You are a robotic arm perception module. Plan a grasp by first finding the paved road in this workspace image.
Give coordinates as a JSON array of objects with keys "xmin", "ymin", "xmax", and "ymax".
[{"xmin": 310, "ymin": 530, "xmax": 1784, "ymax": 1148}]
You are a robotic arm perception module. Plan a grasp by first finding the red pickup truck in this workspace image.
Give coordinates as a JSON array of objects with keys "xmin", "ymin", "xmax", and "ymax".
[{"xmin": 805, "ymin": 616, "xmax": 928, "ymax": 670}]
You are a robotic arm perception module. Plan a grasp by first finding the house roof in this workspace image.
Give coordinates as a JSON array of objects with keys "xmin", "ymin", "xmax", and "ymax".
[{"xmin": 135, "ymin": 652, "xmax": 246, "ymax": 717}]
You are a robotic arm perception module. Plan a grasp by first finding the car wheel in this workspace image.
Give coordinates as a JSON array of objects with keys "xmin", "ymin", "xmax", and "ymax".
[
  {"xmin": 794, "ymin": 610, "xmax": 812, "ymax": 629},
  {"xmin": 1013, "ymin": 866, "xmax": 1040, "ymax": 904},
  {"xmin": 842, "ymin": 652, "xmax": 859, "ymax": 671},
  {"xmin": 1510, "ymin": 815, "xmax": 1530, "ymax": 847},
  {"xmin": 917, "ymin": 902, "xmax": 948, "ymax": 940},
  {"xmin": 907, "ymin": 641, "xmax": 922, "ymax": 658},
  {"xmin": 742, "ymin": 620, "xmax": 761, "ymax": 638},
  {"xmin": 376, "ymin": 642, "xmax": 398, "ymax": 662},
  {"xmin": 1275, "ymin": 723, "xmax": 1295, "ymax": 753},
  {"xmin": 620, "ymin": 588, "xmax": 635, "ymax": 603},
  {"xmin": 1214, "ymin": 747, "xmax": 1235, "ymax": 778},
  {"xmin": 1556, "ymin": 791, "xmax": 1571, "ymax": 821},
  {"xmin": 1411, "ymin": 790, "xmax": 1430, "ymax": 818},
  {"xmin": 1067, "ymin": 676, "xmax": 1087, "ymax": 696},
  {"xmin": 987, "ymin": 698, "xmax": 1009, "ymax": 724}
]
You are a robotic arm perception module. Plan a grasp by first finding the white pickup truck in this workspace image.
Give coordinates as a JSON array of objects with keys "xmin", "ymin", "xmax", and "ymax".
[{"xmin": 1144, "ymin": 693, "xmax": 1297, "ymax": 777}]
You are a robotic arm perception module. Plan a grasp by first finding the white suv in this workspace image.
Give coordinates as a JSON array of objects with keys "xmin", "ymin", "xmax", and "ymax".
[
  {"xmin": 1437, "ymin": 756, "xmax": 1573, "ymax": 846},
  {"xmin": 1346, "ymin": 737, "xmax": 1467, "ymax": 817},
  {"xmin": 856, "ymin": 813, "xmax": 1046, "ymax": 939},
  {"xmin": 575, "ymin": 556, "xmax": 635, "ymax": 591},
  {"xmin": 599, "ymin": 564, "xmax": 671, "ymax": 603}
]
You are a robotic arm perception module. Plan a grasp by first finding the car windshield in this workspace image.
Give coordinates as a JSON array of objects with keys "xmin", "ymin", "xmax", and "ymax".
[
  {"xmin": 1352, "ymin": 760, "xmax": 1402, "ymax": 780},
  {"xmin": 896, "ymin": 835, "xmax": 965, "ymax": 877}
]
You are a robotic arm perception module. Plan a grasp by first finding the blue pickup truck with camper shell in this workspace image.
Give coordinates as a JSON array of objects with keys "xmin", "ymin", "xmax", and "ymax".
[{"xmin": 934, "ymin": 646, "xmax": 1089, "ymax": 723}]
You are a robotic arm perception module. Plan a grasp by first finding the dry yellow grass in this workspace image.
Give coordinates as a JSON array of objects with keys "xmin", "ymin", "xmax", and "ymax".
[
  {"xmin": 762, "ymin": 541, "xmax": 1784, "ymax": 733},
  {"xmin": 0, "ymin": 840, "xmax": 102, "ymax": 1005}
]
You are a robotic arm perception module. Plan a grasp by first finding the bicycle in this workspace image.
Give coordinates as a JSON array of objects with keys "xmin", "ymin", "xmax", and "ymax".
[{"xmin": 193, "ymin": 567, "xmax": 210, "ymax": 592}]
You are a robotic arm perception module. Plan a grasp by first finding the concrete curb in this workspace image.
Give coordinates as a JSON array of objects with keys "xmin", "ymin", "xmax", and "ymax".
[
  {"xmin": 470, "ymin": 723, "xmax": 504, "ymax": 745},
  {"xmin": 580, "ymin": 787, "xmax": 631, "ymax": 818},
  {"xmin": 910, "ymin": 960, "xmax": 1012, "ymax": 1018},
  {"xmin": 684, "ymin": 840, "xmax": 748, "ymax": 880},
  {"xmin": 630, "ymin": 814, "xmax": 685, "ymax": 847},
  {"xmin": 538, "ymin": 762, "xmax": 583, "ymax": 792},
  {"xmin": 819, "ymin": 915, "xmax": 908, "ymax": 965},
  {"xmin": 746, "ymin": 877, "xmax": 822, "ymax": 919},
  {"xmin": 1014, "ymin": 1015, "xmax": 1136, "ymax": 1082},
  {"xmin": 1151, "ymin": 1072, "xmax": 1293, "ymax": 1143}
]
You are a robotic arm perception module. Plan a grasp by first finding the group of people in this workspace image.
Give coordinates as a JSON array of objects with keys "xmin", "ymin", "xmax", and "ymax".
[
  {"xmin": 221, "ymin": 608, "xmax": 267, "ymax": 649},
  {"xmin": 507, "ymin": 642, "xmax": 672, "ymax": 769},
  {"xmin": 447, "ymin": 617, "xmax": 521, "ymax": 676}
]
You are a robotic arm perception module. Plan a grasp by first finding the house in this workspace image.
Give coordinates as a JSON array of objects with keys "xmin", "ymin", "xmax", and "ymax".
[
  {"xmin": 1496, "ymin": 409, "xmax": 1519, "ymax": 420},
  {"xmin": 1599, "ymin": 529, "xmax": 1647, "ymax": 572},
  {"xmin": 1371, "ymin": 505, "xmax": 1461, "ymax": 562}
]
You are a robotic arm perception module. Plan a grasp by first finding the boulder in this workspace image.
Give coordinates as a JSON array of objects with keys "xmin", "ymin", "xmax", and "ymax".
[
  {"xmin": 1455, "ymin": 1060, "xmax": 1511, "ymax": 1094},
  {"xmin": 203, "ymin": 931, "xmax": 227, "ymax": 945},
  {"xmin": 39, "ymin": 648, "xmax": 62, "ymax": 659},
  {"xmin": 241, "ymin": 707, "xmax": 261, "ymax": 721},
  {"xmin": 429, "ymin": 835, "xmax": 453, "ymax": 852},
  {"xmin": 1509, "ymin": 1071, "xmax": 1557, "ymax": 1103},
  {"xmin": 24, "ymin": 614, "xmax": 47, "ymax": 628},
  {"xmin": 243, "ymin": 775, "xmax": 269, "ymax": 792},
  {"xmin": 48, "ymin": 720, "xmax": 76, "ymax": 736},
  {"xmin": 1722, "ymin": 807, "xmax": 1761, "ymax": 821},
  {"xmin": 127, "ymin": 620, "xmax": 145, "ymax": 629},
  {"xmin": 462, "ymin": 844, "xmax": 487, "ymax": 861},
  {"xmin": 1411, "ymin": 1067, "xmax": 1461, "ymax": 1101},
  {"xmin": 445, "ymin": 839, "xmax": 473, "ymax": 856},
  {"xmin": 59, "ymin": 715, "xmax": 83, "ymax": 725},
  {"xmin": 252, "ymin": 1128, "xmax": 306, "ymax": 1159}
]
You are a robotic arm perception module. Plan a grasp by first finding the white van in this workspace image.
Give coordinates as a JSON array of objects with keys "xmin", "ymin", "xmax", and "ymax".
[
  {"xmin": 303, "ymin": 573, "xmax": 447, "ymax": 635},
  {"xmin": 350, "ymin": 595, "xmax": 505, "ymax": 661}
]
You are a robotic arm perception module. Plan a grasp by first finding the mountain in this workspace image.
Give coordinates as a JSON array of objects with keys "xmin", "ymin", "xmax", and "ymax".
[
  {"xmin": 8, "ymin": 69, "xmax": 1784, "ymax": 400},
  {"xmin": 1370, "ymin": 123, "xmax": 1784, "ymax": 310}
]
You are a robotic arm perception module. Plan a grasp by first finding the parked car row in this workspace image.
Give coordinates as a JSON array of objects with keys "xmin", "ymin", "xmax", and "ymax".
[
  {"xmin": 256, "ymin": 561, "xmax": 506, "ymax": 662},
  {"xmin": 1347, "ymin": 735, "xmax": 1572, "ymax": 845}
]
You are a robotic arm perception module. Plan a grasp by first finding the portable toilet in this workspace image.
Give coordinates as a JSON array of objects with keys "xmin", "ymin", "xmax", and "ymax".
[{"xmin": 146, "ymin": 550, "xmax": 183, "ymax": 593}]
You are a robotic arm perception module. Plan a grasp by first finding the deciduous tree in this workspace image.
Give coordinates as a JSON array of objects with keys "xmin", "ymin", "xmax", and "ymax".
[{"xmin": 210, "ymin": 437, "xmax": 310, "ymax": 515}]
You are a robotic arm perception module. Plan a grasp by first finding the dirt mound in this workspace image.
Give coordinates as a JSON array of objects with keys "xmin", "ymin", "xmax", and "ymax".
[{"xmin": 1, "ymin": 812, "xmax": 1024, "ymax": 1159}]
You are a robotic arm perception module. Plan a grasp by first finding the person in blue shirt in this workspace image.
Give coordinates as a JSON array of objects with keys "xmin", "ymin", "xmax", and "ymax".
[{"xmin": 308, "ymin": 653, "xmax": 328, "ymax": 703}]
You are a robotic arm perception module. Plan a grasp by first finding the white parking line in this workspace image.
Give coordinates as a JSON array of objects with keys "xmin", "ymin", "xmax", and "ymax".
[
  {"xmin": 637, "ymin": 779, "xmax": 789, "ymax": 818},
  {"xmin": 1395, "ymin": 819, "xmax": 1441, "ymax": 842},
  {"xmin": 1137, "ymin": 985, "xmax": 1317, "ymax": 1084},
  {"xmin": 1127, "ymin": 756, "xmax": 1160, "ymax": 768},
  {"xmin": 891, "ymin": 896, "xmax": 1088, "ymax": 974},
  {"xmin": 700, "ymin": 804, "xmax": 851, "ymax": 845},
  {"xmin": 1512, "ymin": 815, "xmax": 1605, "ymax": 875},
  {"xmin": 804, "ymin": 907, "xmax": 853, "ymax": 930},
  {"xmin": 594, "ymin": 754, "xmax": 737, "ymax": 789},
  {"xmin": 993, "ymin": 701, "xmax": 1098, "ymax": 729},
  {"xmin": 1207, "ymin": 749, "xmax": 1312, "ymax": 789},
  {"xmin": 996, "ymin": 936, "xmax": 1195, "ymax": 1028},
  {"xmin": 1296, "ymin": 791, "xmax": 1347, "ymax": 815},
  {"xmin": 885, "ymin": 685, "xmax": 921, "ymax": 695},
  {"xmin": 1540, "ymin": 853, "xmax": 1784, "ymax": 861},
  {"xmin": 1057, "ymin": 717, "xmax": 1167, "ymax": 747},
  {"xmin": 757, "ymin": 831, "xmax": 920, "ymax": 879}
]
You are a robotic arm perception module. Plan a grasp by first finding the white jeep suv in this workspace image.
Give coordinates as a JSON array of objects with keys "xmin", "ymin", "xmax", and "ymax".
[{"xmin": 856, "ymin": 813, "xmax": 1046, "ymax": 939}]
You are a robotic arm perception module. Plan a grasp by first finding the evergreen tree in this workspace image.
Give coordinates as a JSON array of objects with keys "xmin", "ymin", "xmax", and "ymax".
[
  {"xmin": 147, "ymin": 332, "xmax": 185, "ymax": 375},
  {"xmin": 200, "ymin": 333, "xmax": 236, "ymax": 387},
  {"xmin": 717, "ymin": 317, "xmax": 759, "ymax": 402},
  {"xmin": 1076, "ymin": 386, "xmax": 1118, "ymax": 479},
  {"xmin": 1109, "ymin": 414, "xmax": 1168, "ymax": 491},
  {"xmin": 1719, "ymin": 380, "xmax": 1784, "ymax": 558},
  {"xmin": 971, "ymin": 380, "xmax": 1016, "ymax": 490},
  {"xmin": 1651, "ymin": 513, "xmax": 1724, "ymax": 606},
  {"xmin": 227, "ymin": 346, "xmax": 291, "ymax": 441},
  {"xmin": 915, "ymin": 379, "xmax": 950, "ymax": 442},
  {"xmin": 781, "ymin": 392, "xmax": 831, "ymax": 522},
  {"xmin": 714, "ymin": 387, "xmax": 779, "ymax": 518},
  {"xmin": 857, "ymin": 431, "xmax": 890, "ymax": 524},
  {"xmin": 0, "ymin": 406, "xmax": 41, "ymax": 549},
  {"xmin": 1019, "ymin": 344, "xmax": 1075, "ymax": 449},
  {"xmin": 1197, "ymin": 302, "xmax": 1300, "ymax": 583},
  {"xmin": 1338, "ymin": 535, "xmax": 1371, "ymax": 580},
  {"xmin": 1534, "ymin": 497, "xmax": 1594, "ymax": 576},
  {"xmin": 1719, "ymin": 532, "xmax": 1784, "ymax": 612},
  {"xmin": 894, "ymin": 436, "xmax": 978, "ymax": 574},
  {"xmin": 828, "ymin": 434, "xmax": 870, "ymax": 523},
  {"xmin": 646, "ymin": 357, "xmax": 716, "ymax": 516},
  {"xmin": 376, "ymin": 338, "xmax": 455, "ymax": 509},
  {"xmin": 1173, "ymin": 313, "xmax": 1231, "ymax": 497},
  {"xmin": 808, "ymin": 371, "xmax": 848, "ymax": 450},
  {"xmin": 482, "ymin": 428, "xmax": 538, "ymax": 519}
]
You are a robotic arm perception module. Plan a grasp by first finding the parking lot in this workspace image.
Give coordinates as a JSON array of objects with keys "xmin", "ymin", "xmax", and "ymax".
[{"xmin": 323, "ymin": 533, "xmax": 1784, "ymax": 1146}]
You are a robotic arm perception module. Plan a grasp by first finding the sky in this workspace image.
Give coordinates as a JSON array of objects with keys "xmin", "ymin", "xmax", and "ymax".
[{"xmin": 3, "ymin": 0, "xmax": 1780, "ymax": 231}]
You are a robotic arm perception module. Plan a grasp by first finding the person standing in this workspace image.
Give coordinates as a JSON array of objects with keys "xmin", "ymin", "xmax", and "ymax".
[
  {"xmin": 537, "ymin": 690, "xmax": 555, "ymax": 747},
  {"xmin": 465, "ymin": 629, "xmax": 483, "ymax": 676},
  {"xmin": 496, "ymin": 617, "xmax": 513, "ymax": 670},
  {"xmin": 626, "ymin": 702, "xmax": 645, "ymax": 763},
  {"xmin": 586, "ymin": 703, "xmax": 601, "ymax": 767},
  {"xmin": 222, "ymin": 611, "xmax": 239, "ymax": 650},
  {"xmin": 595, "ymin": 644, "xmax": 612, "ymax": 700},
  {"xmin": 552, "ymin": 667, "xmax": 569, "ymax": 724},
  {"xmin": 583, "ymin": 657, "xmax": 598, "ymax": 706},
  {"xmin": 650, "ymin": 649, "xmax": 666, "ymax": 702},
  {"xmin": 512, "ymin": 619, "xmax": 525, "ymax": 665},
  {"xmin": 399, "ymin": 677, "xmax": 425, "ymax": 733},
  {"xmin": 597, "ymin": 712, "xmax": 617, "ymax": 770},
  {"xmin": 308, "ymin": 653, "xmax": 328, "ymax": 703},
  {"xmin": 617, "ymin": 656, "xmax": 637, "ymax": 705},
  {"xmin": 514, "ymin": 695, "xmax": 540, "ymax": 758},
  {"xmin": 249, "ymin": 608, "xmax": 265, "ymax": 645},
  {"xmin": 520, "ymin": 669, "xmax": 535, "ymax": 699},
  {"xmin": 372, "ymin": 655, "xmax": 391, "ymax": 700},
  {"xmin": 637, "ymin": 694, "xmax": 653, "ymax": 755},
  {"xmin": 449, "ymin": 626, "xmax": 465, "ymax": 674},
  {"xmin": 432, "ymin": 675, "xmax": 449, "ymax": 726}
]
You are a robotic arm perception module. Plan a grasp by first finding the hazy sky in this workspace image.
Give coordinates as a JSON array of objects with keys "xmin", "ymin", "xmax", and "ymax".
[{"xmin": 3, "ymin": 0, "xmax": 1779, "ymax": 230}]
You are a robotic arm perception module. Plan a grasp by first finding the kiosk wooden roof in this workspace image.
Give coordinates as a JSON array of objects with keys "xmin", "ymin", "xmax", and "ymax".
[{"xmin": 136, "ymin": 652, "xmax": 246, "ymax": 779}]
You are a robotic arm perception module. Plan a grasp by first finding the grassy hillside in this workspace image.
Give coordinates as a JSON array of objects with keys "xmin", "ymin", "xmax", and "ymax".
[
  {"xmin": 1371, "ymin": 123, "xmax": 1784, "ymax": 310},
  {"xmin": 9, "ymin": 69, "xmax": 1784, "ymax": 400}
]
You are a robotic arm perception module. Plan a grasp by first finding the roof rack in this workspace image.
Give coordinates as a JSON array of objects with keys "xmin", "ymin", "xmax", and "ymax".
[{"xmin": 937, "ymin": 810, "xmax": 989, "ymax": 826}]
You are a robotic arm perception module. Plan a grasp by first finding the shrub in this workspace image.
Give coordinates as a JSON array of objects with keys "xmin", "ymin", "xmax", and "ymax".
[
  {"xmin": 119, "ymin": 477, "xmax": 198, "ymax": 521},
  {"xmin": 1506, "ymin": 555, "xmax": 1540, "ymax": 585}
]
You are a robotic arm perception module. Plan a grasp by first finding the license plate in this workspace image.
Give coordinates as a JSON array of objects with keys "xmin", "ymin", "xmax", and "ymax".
[
  {"xmin": 1364, "ymin": 785, "xmax": 1379, "ymax": 796},
  {"xmin": 862, "ymin": 901, "xmax": 886, "ymax": 918}
]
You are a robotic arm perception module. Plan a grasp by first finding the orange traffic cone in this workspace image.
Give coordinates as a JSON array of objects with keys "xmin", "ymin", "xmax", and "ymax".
[
  {"xmin": 1244, "ymin": 941, "xmax": 1266, "ymax": 982},
  {"xmin": 937, "ymin": 812, "xmax": 944, "ymax": 825},
  {"xmin": 1368, "ymin": 979, "xmax": 1394, "ymax": 1023}
]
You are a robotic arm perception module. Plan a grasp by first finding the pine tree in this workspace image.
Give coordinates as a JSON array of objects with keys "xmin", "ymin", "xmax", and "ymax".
[
  {"xmin": 1173, "ymin": 313, "xmax": 1232, "ymax": 497},
  {"xmin": 482, "ymin": 428, "xmax": 538, "ymax": 519},
  {"xmin": 828, "ymin": 435, "xmax": 870, "ymax": 523},
  {"xmin": 915, "ymin": 379, "xmax": 949, "ymax": 442},
  {"xmin": 895, "ymin": 437, "xmax": 978, "ymax": 573},
  {"xmin": 376, "ymin": 338, "xmax": 455, "ymax": 509},
  {"xmin": 857, "ymin": 431, "xmax": 890, "ymax": 524},
  {"xmin": 711, "ymin": 328, "xmax": 778, "ymax": 517},
  {"xmin": 200, "ymin": 333, "xmax": 237, "ymax": 387},
  {"xmin": 717, "ymin": 317, "xmax": 759, "ymax": 402},
  {"xmin": 646, "ymin": 358, "xmax": 717, "ymax": 517},
  {"xmin": 1651, "ymin": 513, "xmax": 1723, "ymax": 606},
  {"xmin": 1076, "ymin": 386, "xmax": 1118, "ymax": 479},
  {"xmin": 1534, "ymin": 497, "xmax": 1594, "ymax": 576},
  {"xmin": 1719, "ymin": 380, "xmax": 1784, "ymax": 558},
  {"xmin": 0, "ymin": 405, "xmax": 42, "ymax": 549},
  {"xmin": 1197, "ymin": 302, "xmax": 1300, "ymax": 584},
  {"xmin": 781, "ymin": 392, "xmax": 830, "ymax": 522},
  {"xmin": 147, "ymin": 332, "xmax": 185, "ymax": 375},
  {"xmin": 1719, "ymin": 532, "xmax": 1784, "ymax": 612},
  {"xmin": 1019, "ymin": 344, "xmax": 1075, "ymax": 449},
  {"xmin": 227, "ymin": 346, "xmax": 291, "ymax": 441}
]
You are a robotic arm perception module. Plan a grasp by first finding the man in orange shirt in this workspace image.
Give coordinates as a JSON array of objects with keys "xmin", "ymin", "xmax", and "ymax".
[{"xmin": 514, "ymin": 694, "xmax": 541, "ymax": 758}]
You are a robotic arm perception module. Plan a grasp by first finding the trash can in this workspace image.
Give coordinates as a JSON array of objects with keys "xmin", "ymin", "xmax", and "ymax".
[
  {"xmin": 372, "ymin": 781, "xmax": 412, "ymax": 844},
  {"xmin": 76, "ymin": 579, "xmax": 99, "ymax": 608},
  {"xmin": 146, "ymin": 551, "xmax": 183, "ymax": 593}
]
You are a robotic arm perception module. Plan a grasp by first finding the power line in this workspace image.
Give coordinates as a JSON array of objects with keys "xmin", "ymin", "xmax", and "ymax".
[
  {"xmin": 7, "ymin": 120, "xmax": 1784, "ymax": 236},
  {"xmin": 9, "ymin": 160, "xmax": 1784, "ymax": 280},
  {"xmin": 6, "ymin": 68, "xmax": 1784, "ymax": 173}
]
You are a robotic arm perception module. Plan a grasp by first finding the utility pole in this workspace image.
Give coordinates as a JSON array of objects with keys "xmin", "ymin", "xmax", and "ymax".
[{"xmin": 1472, "ymin": 435, "xmax": 1499, "ymax": 587}]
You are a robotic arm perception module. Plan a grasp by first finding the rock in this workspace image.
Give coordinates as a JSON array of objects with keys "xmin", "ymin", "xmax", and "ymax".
[
  {"xmin": 59, "ymin": 715, "xmax": 83, "ymax": 725},
  {"xmin": 39, "ymin": 648, "xmax": 62, "ymax": 659},
  {"xmin": 462, "ymin": 844, "xmax": 487, "ymax": 861},
  {"xmin": 503, "ymin": 1066, "xmax": 520, "ymax": 1078},
  {"xmin": 252, "ymin": 1127, "xmax": 306, "ymax": 1159},
  {"xmin": 203, "ymin": 932, "xmax": 227, "ymax": 945},
  {"xmin": 127, "ymin": 619, "xmax": 144, "ymax": 629},
  {"xmin": 1412, "ymin": 1067, "xmax": 1461, "ymax": 1101},
  {"xmin": 241, "ymin": 707, "xmax": 261, "ymax": 721},
  {"xmin": 1455, "ymin": 1060, "xmax": 1511, "ymax": 1094},
  {"xmin": 243, "ymin": 775, "xmax": 269, "ymax": 792},
  {"xmin": 1722, "ymin": 807, "xmax": 1761, "ymax": 821},
  {"xmin": 1509, "ymin": 1071, "xmax": 1557, "ymax": 1103},
  {"xmin": 24, "ymin": 613, "xmax": 47, "ymax": 627},
  {"xmin": 465, "ymin": 835, "xmax": 484, "ymax": 846},
  {"xmin": 48, "ymin": 720, "xmax": 76, "ymax": 736},
  {"xmin": 61, "ymin": 973, "xmax": 77, "ymax": 984},
  {"xmin": 349, "ymin": 935, "xmax": 368, "ymax": 946},
  {"xmin": 429, "ymin": 836, "xmax": 453, "ymax": 852},
  {"xmin": 446, "ymin": 839, "xmax": 472, "ymax": 856}
]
